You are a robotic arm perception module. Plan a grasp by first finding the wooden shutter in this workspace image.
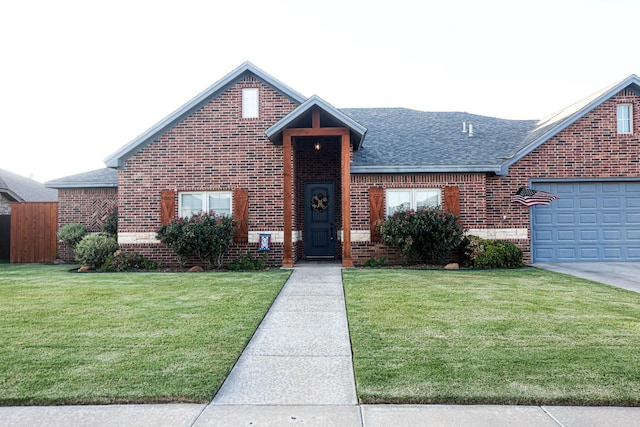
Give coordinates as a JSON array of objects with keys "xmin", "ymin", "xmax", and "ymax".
[
  {"xmin": 160, "ymin": 190, "xmax": 175, "ymax": 225},
  {"xmin": 444, "ymin": 186, "xmax": 460, "ymax": 217},
  {"xmin": 233, "ymin": 189, "xmax": 249, "ymax": 243},
  {"xmin": 369, "ymin": 187, "xmax": 385, "ymax": 242}
]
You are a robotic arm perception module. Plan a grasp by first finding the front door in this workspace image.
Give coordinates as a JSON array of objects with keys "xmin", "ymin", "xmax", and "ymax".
[{"xmin": 304, "ymin": 182, "xmax": 335, "ymax": 258}]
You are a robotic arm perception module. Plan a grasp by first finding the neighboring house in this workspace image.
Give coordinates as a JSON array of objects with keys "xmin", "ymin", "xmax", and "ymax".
[
  {"xmin": 46, "ymin": 62, "xmax": 640, "ymax": 266},
  {"xmin": 0, "ymin": 168, "xmax": 58, "ymax": 214}
]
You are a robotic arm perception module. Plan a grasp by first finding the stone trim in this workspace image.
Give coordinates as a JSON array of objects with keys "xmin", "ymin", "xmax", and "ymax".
[{"xmin": 467, "ymin": 228, "xmax": 528, "ymax": 240}]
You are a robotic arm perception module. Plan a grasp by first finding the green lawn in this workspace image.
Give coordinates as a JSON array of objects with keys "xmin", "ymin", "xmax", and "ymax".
[
  {"xmin": 343, "ymin": 268, "xmax": 640, "ymax": 406},
  {"xmin": 0, "ymin": 264, "xmax": 289, "ymax": 405}
]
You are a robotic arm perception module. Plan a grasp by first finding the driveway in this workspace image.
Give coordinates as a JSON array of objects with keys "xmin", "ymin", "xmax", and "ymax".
[{"xmin": 534, "ymin": 262, "xmax": 640, "ymax": 293}]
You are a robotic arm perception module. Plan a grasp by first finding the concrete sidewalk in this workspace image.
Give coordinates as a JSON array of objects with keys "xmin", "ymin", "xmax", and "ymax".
[{"xmin": 2, "ymin": 262, "xmax": 640, "ymax": 426}]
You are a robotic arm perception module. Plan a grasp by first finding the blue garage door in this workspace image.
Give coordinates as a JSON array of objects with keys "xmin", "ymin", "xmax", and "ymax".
[{"xmin": 532, "ymin": 181, "xmax": 640, "ymax": 262}]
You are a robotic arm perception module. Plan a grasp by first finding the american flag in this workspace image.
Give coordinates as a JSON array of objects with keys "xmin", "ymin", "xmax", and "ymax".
[{"xmin": 511, "ymin": 187, "xmax": 559, "ymax": 206}]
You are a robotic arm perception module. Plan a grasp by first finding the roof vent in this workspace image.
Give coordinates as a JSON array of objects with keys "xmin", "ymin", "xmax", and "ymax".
[
  {"xmin": 462, "ymin": 121, "xmax": 467, "ymax": 133},
  {"xmin": 468, "ymin": 121, "xmax": 474, "ymax": 137}
]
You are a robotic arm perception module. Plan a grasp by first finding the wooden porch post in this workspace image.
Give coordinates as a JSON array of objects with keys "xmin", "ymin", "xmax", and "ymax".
[
  {"xmin": 282, "ymin": 130, "xmax": 294, "ymax": 268},
  {"xmin": 341, "ymin": 130, "xmax": 353, "ymax": 267}
]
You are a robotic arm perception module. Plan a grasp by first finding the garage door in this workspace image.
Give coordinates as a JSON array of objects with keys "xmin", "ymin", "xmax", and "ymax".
[{"xmin": 532, "ymin": 181, "xmax": 640, "ymax": 262}]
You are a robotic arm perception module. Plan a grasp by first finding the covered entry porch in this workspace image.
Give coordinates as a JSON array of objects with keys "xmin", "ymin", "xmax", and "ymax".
[{"xmin": 266, "ymin": 96, "xmax": 366, "ymax": 267}]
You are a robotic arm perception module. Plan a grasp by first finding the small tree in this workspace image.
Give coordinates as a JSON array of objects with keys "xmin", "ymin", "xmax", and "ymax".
[
  {"xmin": 380, "ymin": 207, "xmax": 464, "ymax": 264},
  {"xmin": 102, "ymin": 206, "xmax": 118, "ymax": 237},
  {"xmin": 157, "ymin": 212, "xmax": 236, "ymax": 270}
]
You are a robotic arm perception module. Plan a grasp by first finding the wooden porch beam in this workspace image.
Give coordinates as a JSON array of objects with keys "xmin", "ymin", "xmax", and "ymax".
[
  {"xmin": 283, "ymin": 127, "xmax": 349, "ymax": 137},
  {"xmin": 282, "ymin": 129, "xmax": 294, "ymax": 268},
  {"xmin": 341, "ymin": 131, "xmax": 353, "ymax": 267}
]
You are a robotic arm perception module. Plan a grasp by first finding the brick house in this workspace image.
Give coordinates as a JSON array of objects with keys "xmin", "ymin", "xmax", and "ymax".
[{"xmin": 46, "ymin": 63, "xmax": 640, "ymax": 266}]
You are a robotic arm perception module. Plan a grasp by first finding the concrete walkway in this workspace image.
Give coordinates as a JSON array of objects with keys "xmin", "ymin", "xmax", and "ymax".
[{"xmin": 2, "ymin": 262, "xmax": 640, "ymax": 426}]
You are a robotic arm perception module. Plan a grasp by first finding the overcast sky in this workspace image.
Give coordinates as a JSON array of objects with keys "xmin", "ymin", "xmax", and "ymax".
[{"xmin": 2, "ymin": 0, "xmax": 639, "ymax": 182}]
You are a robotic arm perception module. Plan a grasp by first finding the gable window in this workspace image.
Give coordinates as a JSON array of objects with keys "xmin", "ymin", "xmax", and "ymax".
[
  {"xmin": 617, "ymin": 104, "xmax": 633, "ymax": 134},
  {"xmin": 242, "ymin": 88, "xmax": 259, "ymax": 118},
  {"xmin": 179, "ymin": 191, "xmax": 232, "ymax": 217},
  {"xmin": 386, "ymin": 189, "xmax": 441, "ymax": 217}
]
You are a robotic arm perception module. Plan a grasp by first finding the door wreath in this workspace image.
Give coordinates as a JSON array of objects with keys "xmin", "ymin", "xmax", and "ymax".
[{"xmin": 311, "ymin": 192, "xmax": 328, "ymax": 211}]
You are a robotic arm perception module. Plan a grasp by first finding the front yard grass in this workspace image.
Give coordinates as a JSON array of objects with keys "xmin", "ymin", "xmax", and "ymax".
[
  {"xmin": 0, "ymin": 264, "xmax": 289, "ymax": 405},
  {"xmin": 343, "ymin": 268, "xmax": 640, "ymax": 406}
]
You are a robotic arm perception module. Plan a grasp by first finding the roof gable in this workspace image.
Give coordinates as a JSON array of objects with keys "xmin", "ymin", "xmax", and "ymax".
[
  {"xmin": 265, "ymin": 95, "xmax": 367, "ymax": 150},
  {"xmin": 104, "ymin": 62, "xmax": 307, "ymax": 168},
  {"xmin": 499, "ymin": 74, "xmax": 640, "ymax": 175}
]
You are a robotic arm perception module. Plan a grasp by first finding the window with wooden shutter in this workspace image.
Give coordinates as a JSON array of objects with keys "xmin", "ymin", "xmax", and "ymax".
[
  {"xmin": 444, "ymin": 186, "xmax": 460, "ymax": 217},
  {"xmin": 160, "ymin": 190, "xmax": 175, "ymax": 225},
  {"xmin": 369, "ymin": 187, "xmax": 385, "ymax": 242},
  {"xmin": 233, "ymin": 189, "xmax": 249, "ymax": 243}
]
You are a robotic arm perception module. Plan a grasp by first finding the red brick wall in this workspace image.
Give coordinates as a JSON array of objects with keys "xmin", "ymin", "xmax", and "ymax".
[
  {"xmin": 485, "ymin": 89, "xmax": 640, "ymax": 262},
  {"xmin": 56, "ymin": 187, "xmax": 118, "ymax": 261},
  {"xmin": 349, "ymin": 173, "xmax": 486, "ymax": 265},
  {"xmin": 118, "ymin": 75, "xmax": 299, "ymax": 266}
]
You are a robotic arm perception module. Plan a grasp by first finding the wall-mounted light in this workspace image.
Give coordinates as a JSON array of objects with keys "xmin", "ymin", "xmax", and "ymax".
[{"xmin": 314, "ymin": 141, "xmax": 321, "ymax": 151}]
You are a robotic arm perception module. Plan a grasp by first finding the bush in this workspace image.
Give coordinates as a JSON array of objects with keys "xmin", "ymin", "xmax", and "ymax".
[
  {"xmin": 466, "ymin": 236, "xmax": 524, "ymax": 269},
  {"xmin": 227, "ymin": 252, "xmax": 267, "ymax": 271},
  {"xmin": 100, "ymin": 251, "xmax": 158, "ymax": 272},
  {"xmin": 380, "ymin": 207, "xmax": 464, "ymax": 264},
  {"xmin": 157, "ymin": 212, "xmax": 236, "ymax": 270},
  {"xmin": 364, "ymin": 256, "xmax": 386, "ymax": 267},
  {"xmin": 57, "ymin": 223, "xmax": 88, "ymax": 250},
  {"xmin": 102, "ymin": 207, "xmax": 118, "ymax": 237},
  {"xmin": 75, "ymin": 234, "xmax": 119, "ymax": 269}
]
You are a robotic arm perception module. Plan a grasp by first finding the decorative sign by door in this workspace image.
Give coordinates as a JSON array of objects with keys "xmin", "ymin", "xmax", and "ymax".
[{"xmin": 259, "ymin": 233, "xmax": 271, "ymax": 251}]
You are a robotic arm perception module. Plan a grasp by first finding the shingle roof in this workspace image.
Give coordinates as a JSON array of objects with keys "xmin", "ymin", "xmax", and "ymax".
[
  {"xmin": 0, "ymin": 168, "xmax": 58, "ymax": 202},
  {"xmin": 45, "ymin": 168, "xmax": 117, "ymax": 189},
  {"xmin": 344, "ymin": 109, "xmax": 536, "ymax": 174}
]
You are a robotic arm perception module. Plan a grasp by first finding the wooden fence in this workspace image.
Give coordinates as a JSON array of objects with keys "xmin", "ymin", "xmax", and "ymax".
[{"xmin": 10, "ymin": 202, "xmax": 58, "ymax": 263}]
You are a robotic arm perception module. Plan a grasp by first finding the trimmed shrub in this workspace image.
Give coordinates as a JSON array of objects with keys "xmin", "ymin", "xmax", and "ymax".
[
  {"xmin": 380, "ymin": 207, "xmax": 465, "ymax": 264},
  {"xmin": 100, "ymin": 251, "xmax": 158, "ymax": 272},
  {"xmin": 57, "ymin": 223, "xmax": 88, "ymax": 250},
  {"xmin": 364, "ymin": 256, "xmax": 386, "ymax": 267},
  {"xmin": 466, "ymin": 236, "xmax": 524, "ymax": 269},
  {"xmin": 75, "ymin": 234, "xmax": 119, "ymax": 269},
  {"xmin": 157, "ymin": 212, "xmax": 236, "ymax": 270},
  {"xmin": 227, "ymin": 252, "xmax": 267, "ymax": 271}
]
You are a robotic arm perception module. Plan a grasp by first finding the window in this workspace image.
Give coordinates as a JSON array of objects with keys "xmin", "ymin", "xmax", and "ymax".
[
  {"xmin": 242, "ymin": 88, "xmax": 259, "ymax": 118},
  {"xmin": 617, "ymin": 104, "xmax": 633, "ymax": 134},
  {"xmin": 386, "ymin": 189, "xmax": 441, "ymax": 216},
  {"xmin": 179, "ymin": 191, "xmax": 232, "ymax": 217}
]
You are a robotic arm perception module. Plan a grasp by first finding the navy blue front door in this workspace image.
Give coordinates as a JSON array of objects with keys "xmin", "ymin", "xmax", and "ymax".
[{"xmin": 304, "ymin": 182, "xmax": 335, "ymax": 258}]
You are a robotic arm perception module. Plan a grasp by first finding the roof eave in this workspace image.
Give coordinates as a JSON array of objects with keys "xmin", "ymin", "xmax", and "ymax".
[
  {"xmin": 45, "ymin": 181, "xmax": 118, "ymax": 189},
  {"xmin": 350, "ymin": 165, "xmax": 502, "ymax": 174},
  {"xmin": 0, "ymin": 189, "xmax": 24, "ymax": 202}
]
